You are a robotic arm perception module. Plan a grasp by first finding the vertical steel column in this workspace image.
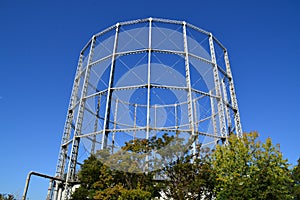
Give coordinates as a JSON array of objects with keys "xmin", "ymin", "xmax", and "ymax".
[
  {"xmin": 46, "ymin": 180, "xmax": 54, "ymax": 200},
  {"xmin": 52, "ymin": 182, "xmax": 58, "ymax": 200},
  {"xmin": 154, "ymin": 104, "xmax": 157, "ymax": 131},
  {"xmin": 221, "ymin": 79, "xmax": 232, "ymax": 133},
  {"xmin": 182, "ymin": 22, "xmax": 196, "ymax": 154},
  {"xmin": 55, "ymin": 53, "xmax": 84, "ymax": 179},
  {"xmin": 133, "ymin": 104, "xmax": 137, "ymax": 139},
  {"xmin": 224, "ymin": 50, "xmax": 243, "ymax": 137},
  {"xmin": 145, "ymin": 18, "xmax": 153, "ymax": 172},
  {"xmin": 57, "ymin": 185, "xmax": 63, "ymax": 200},
  {"xmin": 112, "ymin": 99, "xmax": 119, "ymax": 153},
  {"xmin": 193, "ymin": 99, "xmax": 198, "ymax": 134},
  {"xmin": 175, "ymin": 104, "xmax": 178, "ymax": 129},
  {"xmin": 146, "ymin": 17, "xmax": 152, "ymax": 140},
  {"xmin": 64, "ymin": 36, "xmax": 96, "ymax": 199},
  {"xmin": 52, "ymin": 52, "xmax": 85, "ymax": 200},
  {"xmin": 209, "ymin": 34, "xmax": 227, "ymax": 138},
  {"xmin": 91, "ymin": 94, "xmax": 101, "ymax": 154},
  {"xmin": 210, "ymin": 91, "xmax": 218, "ymax": 144},
  {"xmin": 101, "ymin": 24, "xmax": 120, "ymax": 149}
]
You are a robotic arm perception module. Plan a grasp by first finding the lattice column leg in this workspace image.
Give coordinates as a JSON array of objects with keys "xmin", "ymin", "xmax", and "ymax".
[
  {"xmin": 64, "ymin": 36, "xmax": 96, "ymax": 199},
  {"xmin": 209, "ymin": 34, "xmax": 227, "ymax": 140},
  {"xmin": 183, "ymin": 21, "xmax": 196, "ymax": 154},
  {"xmin": 221, "ymin": 79, "xmax": 232, "ymax": 133},
  {"xmin": 224, "ymin": 50, "xmax": 243, "ymax": 137}
]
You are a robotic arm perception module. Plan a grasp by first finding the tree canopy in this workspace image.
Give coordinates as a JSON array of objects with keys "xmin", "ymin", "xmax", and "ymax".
[
  {"xmin": 292, "ymin": 158, "xmax": 300, "ymax": 199},
  {"xmin": 71, "ymin": 132, "xmax": 297, "ymax": 199},
  {"xmin": 212, "ymin": 132, "xmax": 293, "ymax": 200}
]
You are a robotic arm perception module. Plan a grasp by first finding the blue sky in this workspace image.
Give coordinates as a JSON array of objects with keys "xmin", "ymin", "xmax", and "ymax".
[{"xmin": 1, "ymin": 0, "xmax": 299, "ymax": 199}]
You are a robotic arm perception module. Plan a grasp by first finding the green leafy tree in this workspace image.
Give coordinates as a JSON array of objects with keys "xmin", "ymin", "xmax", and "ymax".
[
  {"xmin": 212, "ymin": 132, "xmax": 293, "ymax": 200},
  {"xmin": 71, "ymin": 137, "xmax": 163, "ymax": 200},
  {"xmin": 71, "ymin": 155, "xmax": 155, "ymax": 200},
  {"xmin": 72, "ymin": 131, "xmax": 293, "ymax": 200},
  {"xmin": 161, "ymin": 146, "xmax": 215, "ymax": 200},
  {"xmin": 292, "ymin": 158, "xmax": 300, "ymax": 199},
  {"xmin": 70, "ymin": 155, "xmax": 104, "ymax": 199}
]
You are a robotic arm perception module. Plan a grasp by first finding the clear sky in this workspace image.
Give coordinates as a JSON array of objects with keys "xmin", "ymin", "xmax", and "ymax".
[{"xmin": 0, "ymin": 0, "xmax": 299, "ymax": 199}]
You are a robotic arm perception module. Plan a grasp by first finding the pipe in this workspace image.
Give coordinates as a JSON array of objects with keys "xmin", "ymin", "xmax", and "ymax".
[
  {"xmin": 46, "ymin": 179, "xmax": 54, "ymax": 200},
  {"xmin": 22, "ymin": 171, "xmax": 64, "ymax": 200}
]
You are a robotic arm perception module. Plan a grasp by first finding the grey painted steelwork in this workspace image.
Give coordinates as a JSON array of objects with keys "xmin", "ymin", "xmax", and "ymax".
[{"xmin": 51, "ymin": 17, "xmax": 242, "ymax": 199}]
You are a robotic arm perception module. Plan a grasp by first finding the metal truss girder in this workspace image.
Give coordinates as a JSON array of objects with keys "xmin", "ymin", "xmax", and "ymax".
[
  {"xmin": 209, "ymin": 34, "xmax": 227, "ymax": 138},
  {"xmin": 182, "ymin": 22, "xmax": 196, "ymax": 154},
  {"xmin": 188, "ymin": 52, "xmax": 214, "ymax": 65},
  {"xmin": 55, "ymin": 52, "xmax": 84, "ymax": 181},
  {"xmin": 112, "ymin": 84, "xmax": 147, "ymax": 91},
  {"xmin": 212, "ymin": 35, "xmax": 226, "ymax": 52},
  {"xmin": 217, "ymin": 64, "xmax": 231, "ymax": 80},
  {"xmin": 116, "ymin": 49, "xmax": 148, "ymax": 56},
  {"xmin": 224, "ymin": 50, "xmax": 243, "ymax": 137},
  {"xmin": 63, "ymin": 36, "xmax": 96, "ymax": 199},
  {"xmin": 83, "ymin": 89, "xmax": 107, "ymax": 100},
  {"xmin": 191, "ymin": 88, "xmax": 218, "ymax": 98},
  {"xmin": 221, "ymin": 79, "xmax": 232, "ymax": 132},
  {"xmin": 89, "ymin": 54, "xmax": 112, "ymax": 67}
]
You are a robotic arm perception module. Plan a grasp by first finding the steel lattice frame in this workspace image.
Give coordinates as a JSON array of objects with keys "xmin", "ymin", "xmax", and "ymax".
[{"xmin": 50, "ymin": 17, "xmax": 242, "ymax": 200}]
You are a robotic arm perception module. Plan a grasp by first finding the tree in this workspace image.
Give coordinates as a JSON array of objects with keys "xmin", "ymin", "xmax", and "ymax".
[
  {"xmin": 71, "ymin": 155, "xmax": 155, "ymax": 200},
  {"xmin": 0, "ymin": 194, "xmax": 15, "ymax": 200},
  {"xmin": 292, "ymin": 158, "xmax": 300, "ymax": 199},
  {"xmin": 72, "ymin": 131, "xmax": 293, "ymax": 200},
  {"xmin": 71, "ymin": 133, "xmax": 208, "ymax": 199},
  {"xmin": 70, "ymin": 155, "xmax": 104, "ymax": 199},
  {"xmin": 161, "ymin": 146, "xmax": 215, "ymax": 200},
  {"xmin": 212, "ymin": 132, "xmax": 293, "ymax": 200},
  {"xmin": 71, "ymin": 137, "xmax": 163, "ymax": 200}
]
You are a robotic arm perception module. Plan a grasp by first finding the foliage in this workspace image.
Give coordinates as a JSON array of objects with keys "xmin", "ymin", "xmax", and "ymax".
[
  {"xmin": 162, "ymin": 146, "xmax": 215, "ymax": 200},
  {"xmin": 292, "ymin": 158, "xmax": 300, "ymax": 199},
  {"xmin": 212, "ymin": 132, "xmax": 293, "ymax": 200},
  {"xmin": 0, "ymin": 194, "xmax": 15, "ymax": 200},
  {"xmin": 72, "ymin": 131, "xmax": 295, "ymax": 200},
  {"xmin": 94, "ymin": 183, "xmax": 151, "ymax": 200},
  {"xmin": 70, "ymin": 155, "xmax": 103, "ymax": 199},
  {"xmin": 71, "ymin": 137, "xmax": 163, "ymax": 200}
]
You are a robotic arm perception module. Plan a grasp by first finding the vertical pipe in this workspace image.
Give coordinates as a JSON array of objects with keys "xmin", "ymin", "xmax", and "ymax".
[
  {"xmin": 22, "ymin": 172, "xmax": 31, "ymax": 200},
  {"xmin": 46, "ymin": 180, "xmax": 54, "ymax": 200},
  {"xmin": 182, "ymin": 21, "xmax": 196, "ymax": 154},
  {"xmin": 52, "ymin": 182, "xmax": 58, "ymax": 200},
  {"xmin": 102, "ymin": 23, "xmax": 120, "ymax": 149},
  {"xmin": 57, "ymin": 185, "xmax": 63, "ymax": 200}
]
